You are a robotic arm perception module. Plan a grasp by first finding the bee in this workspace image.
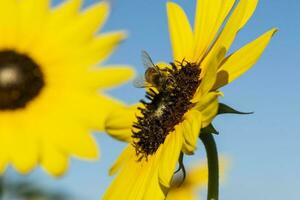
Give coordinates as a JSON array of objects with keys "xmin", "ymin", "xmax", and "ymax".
[{"xmin": 134, "ymin": 51, "xmax": 175, "ymax": 92}]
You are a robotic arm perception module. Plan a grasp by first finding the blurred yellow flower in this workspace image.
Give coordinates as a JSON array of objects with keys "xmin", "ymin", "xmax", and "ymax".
[
  {"xmin": 0, "ymin": 0, "xmax": 133, "ymax": 176},
  {"xmin": 167, "ymin": 158, "xmax": 228, "ymax": 200},
  {"xmin": 167, "ymin": 164, "xmax": 208, "ymax": 200},
  {"xmin": 104, "ymin": 0, "xmax": 276, "ymax": 199}
]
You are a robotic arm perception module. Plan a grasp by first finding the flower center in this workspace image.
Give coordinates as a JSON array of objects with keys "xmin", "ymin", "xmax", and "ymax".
[
  {"xmin": 0, "ymin": 50, "xmax": 45, "ymax": 110},
  {"xmin": 133, "ymin": 61, "xmax": 201, "ymax": 159}
]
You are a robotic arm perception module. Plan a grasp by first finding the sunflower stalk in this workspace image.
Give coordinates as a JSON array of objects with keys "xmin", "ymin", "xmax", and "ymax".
[
  {"xmin": 199, "ymin": 132, "xmax": 219, "ymax": 200},
  {"xmin": 0, "ymin": 177, "xmax": 3, "ymax": 200}
]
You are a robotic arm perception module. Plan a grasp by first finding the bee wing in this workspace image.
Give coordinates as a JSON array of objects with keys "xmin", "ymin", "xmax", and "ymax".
[
  {"xmin": 141, "ymin": 50, "xmax": 156, "ymax": 70},
  {"xmin": 133, "ymin": 75, "xmax": 148, "ymax": 88}
]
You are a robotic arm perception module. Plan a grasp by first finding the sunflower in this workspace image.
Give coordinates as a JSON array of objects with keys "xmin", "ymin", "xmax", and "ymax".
[
  {"xmin": 166, "ymin": 158, "xmax": 228, "ymax": 200},
  {"xmin": 0, "ymin": 0, "xmax": 134, "ymax": 176},
  {"xmin": 104, "ymin": 0, "xmax": 276, "ymax": 199}
]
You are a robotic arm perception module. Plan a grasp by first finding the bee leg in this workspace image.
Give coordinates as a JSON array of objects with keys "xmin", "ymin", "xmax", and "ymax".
[{"xmin": 170, "ymin": 62, "xmax": 177, "ymax": 71}]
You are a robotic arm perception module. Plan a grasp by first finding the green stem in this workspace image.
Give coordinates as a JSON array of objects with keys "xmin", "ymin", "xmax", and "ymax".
[
  {"xmin": 199, "ymin": 132, "xmax": 219, "ymax": 200},
  {"xmin": 0, "ymin": 176, "xmax": 3, "ymax": 200}
]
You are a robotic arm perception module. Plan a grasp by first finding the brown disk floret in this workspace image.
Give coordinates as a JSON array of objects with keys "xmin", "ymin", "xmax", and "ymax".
[
  {"xmin": 0, "ymin": 50, "xmax": 45, "ymax": 110},
  {"xmin": 132, "ymin": 61, "xmax": 201, "ymax": 159}
]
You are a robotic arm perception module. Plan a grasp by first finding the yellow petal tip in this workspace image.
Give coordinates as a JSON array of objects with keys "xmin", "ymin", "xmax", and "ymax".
[
  {"xmin": 271, "ymin": 28, "xmax": 279, "ymax": 35},
  {"xmin": 166, "ymin": 1, "xmax": 182, "ymax": 14}
]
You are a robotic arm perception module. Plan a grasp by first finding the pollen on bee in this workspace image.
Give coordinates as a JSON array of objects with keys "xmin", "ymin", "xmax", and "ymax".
[{"xmin": 154, "ymin": 104, "xmax": 166, "ymax": 117}]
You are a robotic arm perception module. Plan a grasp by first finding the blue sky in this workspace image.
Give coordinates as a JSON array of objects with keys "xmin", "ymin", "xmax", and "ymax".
[{"xmin": 6, "ymin": 0, "xmax": 300, "ymax": 199}]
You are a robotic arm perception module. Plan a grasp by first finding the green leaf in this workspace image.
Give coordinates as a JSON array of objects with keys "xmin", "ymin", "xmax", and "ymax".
[
  {"xmin": 218, "ymin": 103, "xmax": 253, "ymax": 115},
  {"xmin": 202, "ymin": 124, "xmax": 219, "ymax": 135}
]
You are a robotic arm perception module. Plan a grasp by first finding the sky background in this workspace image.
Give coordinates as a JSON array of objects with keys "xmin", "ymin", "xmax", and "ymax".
[{"xmin": 4, "ymin": 0, "xmax": 300, "ymax": 199}]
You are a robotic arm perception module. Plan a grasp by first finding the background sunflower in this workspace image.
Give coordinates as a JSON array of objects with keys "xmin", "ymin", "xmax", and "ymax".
[{"xmin": 0, "ymin": 0, "xmax": 134, "ymax": 176}]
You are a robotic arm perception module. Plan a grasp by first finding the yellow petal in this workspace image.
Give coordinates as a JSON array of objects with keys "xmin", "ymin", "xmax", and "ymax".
[
  {"xmin": 46, "ymin": 0, "xmax": 83, "ymax": 30},
  {"xmin": 17, "ymin": 0, "xmax": 50, "ymax": 51},
  {"xmin": 239, "ymin": 0, "xmax": 259, "ymax": 29},
  {"xmin": 84, "ymin": 95, "xmax": 124, "ymax": 131},
  {"xmin": 194, "ymin": 91, "xmax": 220, "ymax": 128},
  {"xmin": 0, "ymin": 121, "xmax": 38, "ymax": 174},
  {"xmin": 52, "ymin": 0, "xmax": 82, "ymax": 19},
  {"xmin": 187, "ymin": 157, "xmax": 229, "ymax": 186},
  {"xmin": 213, "ymin": 28, "xmax": 277, "ymax": 89},
  {"xmin": 158, "ymin": 129, "xmax": 183, "ymax": 187},
  {"xmin": 133, "ymin": 149, "xmax": 164, "ymax": 200},
  {"xmin": 10, "ymin": 134, "xmax": 38, "ymax": 174},
  {"xmin": 0, "ymin": 139, "xmax": 8, "ymax": 174},
  {"xmin": 197, "ymin": 62, "xmax": 217, "ymax": 96},
  {"xmin": 186, "ymin": 114, "xmax": 201, "ymax": 149},
  {"xmin": 0, "ymin": 159, "xmax": 7, "ymax": 174},
  {"xmin": 104, "ymin": 146, "xmax": 160, "ymax": 199},
  {"xmin": 166, "ymin": 188, "xmax": 194, "ymax": 200},
  {"xmin": 105, "ymin": 148, "xmax": 166, "ymax": 199},
  {"xmin": 46, "ymin": 32, "xmax": 127, "ymax": 68},
  {"xmin": 105, "ymin": 105, "xmax": 139, "ymax": 143},
  {"xmin": 41, "ymin": 144, "xmax": 69, "ymax": 177},
  {"xmin": 56, "ymin": 129, "xmax": 98, "ymax": 160},
  {"xmin": 79, "ymin": 32, "xmax": 127, "ymax": 66},
  {"xmin": 105, "ymin": 161, "xmax": 139, "ymax": 199},
  {"xmin": 181, "ymin": 120, "xmax": 195, "ymax": 155},
  {"xmin": 193, "ymin": 0, "xmax": 235, "ymax": 62},
  {"xmin": 186, "ymin": 161, "xmax": 209, "ymax": 187},
  {"xmin": 207, "ymin": 0, "xmax": 258, "ymax": 59},
  {"xmin": 56, "ymin": 1, "xmax": 110, "ymax": 44},
  {"xmin": 144, "ymin": 173, "xmax": 165, "ymax": 200},
  {"xmin": 35, "ymin": 0, "xmax": 83, "ymax": 59},
  {"xmin": 0, "ymin": 0, "xmax": 18, "ymax": 48},
  {"xmin": 167, "ymin": 2, "xmax": 194, "ymax": 62},
  {"xmin": 109, "ymin": 145, "xmax": 135, "ymax": 175},
  {"xmin": 194, "ymin": 47, "xmax": 225, "ymax": 100},
  {"xmin": 194, "ymin": 91, "xmax": 222, "ymax": 112},
  {"xmin": 197, "ymin": 108, "xmax": 219, "ymax": 128},
  {"xmin": 143, "ymin": 151, "xmax": 165, "ymax": 200},
  {"xmin": 87, "ymin": 66, "xmax": 135, "ymax": 89},
  {"xmin": 128, "ymin": 157, "xmax": 156, "ymax": 199},
  {"xmin": 182, "ymin": 110, "xmax": 202, "ymax": 154}
]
